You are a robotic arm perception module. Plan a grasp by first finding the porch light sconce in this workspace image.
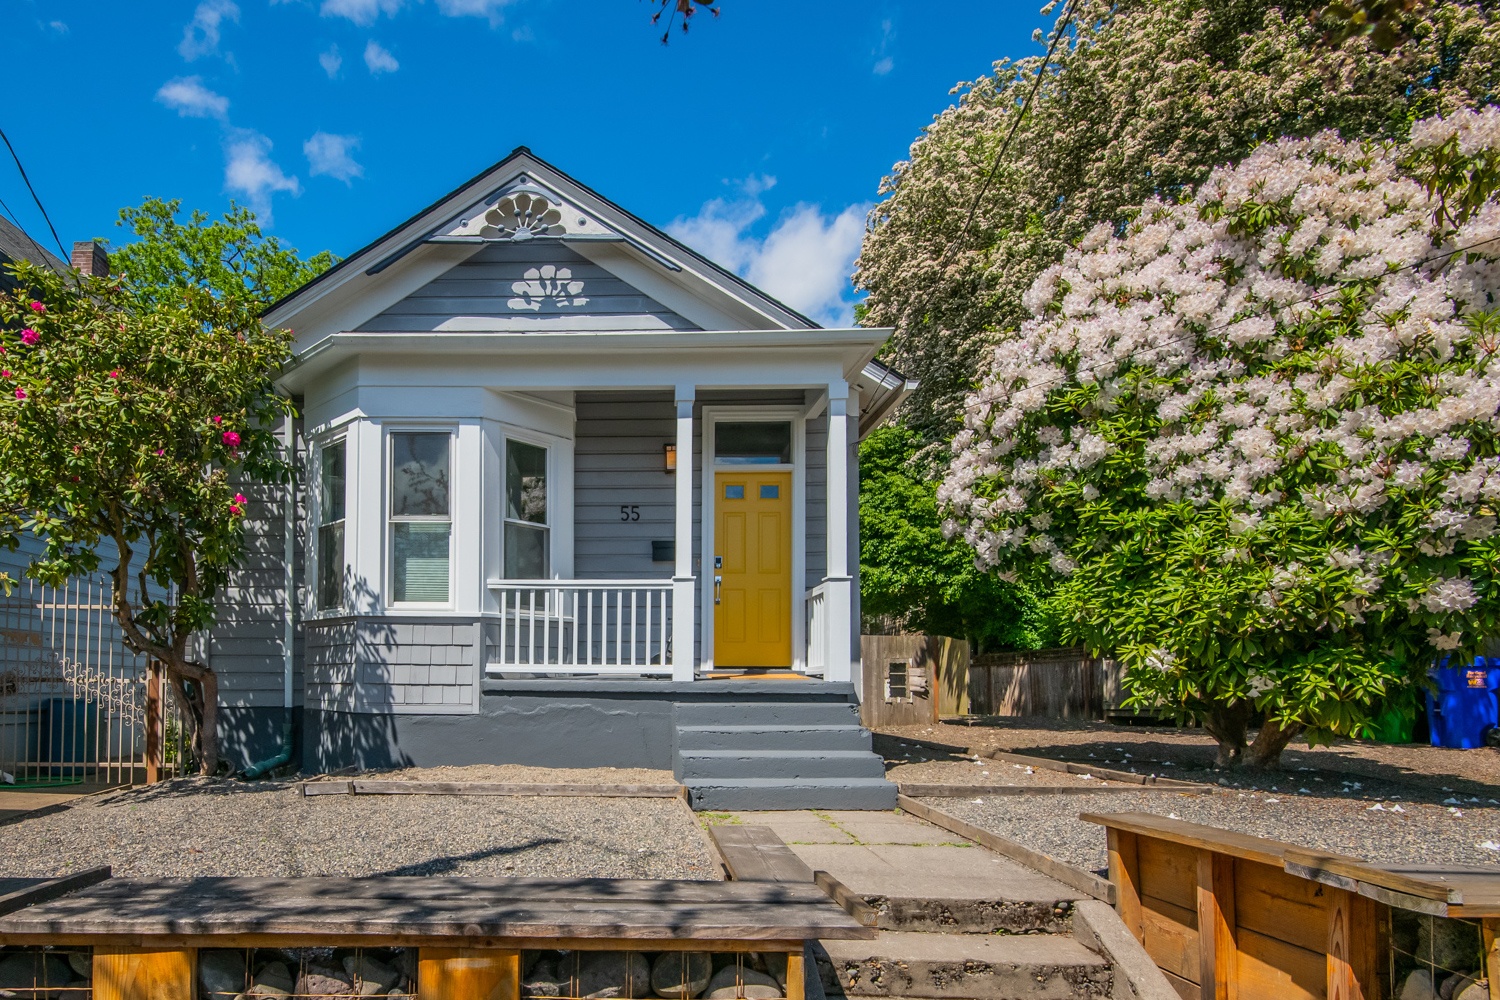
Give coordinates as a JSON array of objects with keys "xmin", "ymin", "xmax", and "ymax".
[{"xmin": 664, "ymin": 443, "xmax": 677, "ymax": 473}]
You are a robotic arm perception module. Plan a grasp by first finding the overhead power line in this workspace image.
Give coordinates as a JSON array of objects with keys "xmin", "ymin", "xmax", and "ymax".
[{"xmin": 0, "ymin": 123, "xmax": 68, "ymax": 261}]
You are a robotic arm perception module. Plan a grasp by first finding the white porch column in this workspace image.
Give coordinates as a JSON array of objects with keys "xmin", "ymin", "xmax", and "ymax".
[
  {"xmin": 823, "ymin": 380, "xmax": 854, "ymax": 683},
  {"xmin": 672, "ymin": 385, "xmax": 696, "ymax": 682}
]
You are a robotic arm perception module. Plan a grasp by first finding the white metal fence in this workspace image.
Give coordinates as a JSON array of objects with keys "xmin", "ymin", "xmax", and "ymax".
[
  {"xmin": 488, "ymin": 581, "xmax": 674, "ymax": 674},
  {"xmin": 0, "ymin": 576, "xmax": 192, "ymax": 787},
  {"xmin": 805, "ymin": 583, "xmax": 829, "ymax": 672}
]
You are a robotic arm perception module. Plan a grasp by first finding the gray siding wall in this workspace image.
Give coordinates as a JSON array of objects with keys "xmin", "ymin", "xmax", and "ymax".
[
  {"xmin": 207, "ymin": 413, "xmax": 306, "ymax": 710},
  {"xmin": 307, "ymin": 617, "xmax": 479, "ymax": 714},
  {"xmin": 357, "ymin": 242, "xmax": 700, "ymax": 332},
  {"xmin": 574, "ymin": 391, "xmax": 676, "ymax": 581}
]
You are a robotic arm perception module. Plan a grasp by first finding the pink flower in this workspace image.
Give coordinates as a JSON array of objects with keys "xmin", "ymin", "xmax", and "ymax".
[
  {"xmin": 233, "ymin": 493, "xmax": 246, "ymax": 503},
  {"xmin": 20, "ymin": 329, "xmax": 38, "ymax": 346},
  {"xmin": 108, "ymin": 371, "xmax": 120, "ymax": 378},
  {"xmin": 1, "ymin": 371, "xmax": 9, "ymax": 378},
  {"xmin": 155, "ymin": 449, "xmax": 165, "ymax": 456},
  {"xmin": 14, "ymin": 389, "xmax": 25, "ymax": 400},
  {"xmin": 212, "ymin": 416, "xmax": 222, "ymax": 424},
  {"xmin": 228, "ymin": 504, "xmax": 243, "ymax": 516},
  {"xmin": 222, "ymin": 431, "xmax": 241, "ymax": 447},
  {"xmin": 29, "ymin": 302, "xmax": 44, "ymax": 313}
]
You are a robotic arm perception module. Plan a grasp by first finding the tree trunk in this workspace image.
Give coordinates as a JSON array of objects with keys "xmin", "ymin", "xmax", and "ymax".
[
  {"xmin": 1246, "ymin": 717, "xmax": 1305, "ymax": 771},
  {"xmin": 166, "ymin": 659, "xmax": 220, "ymax": 777},
  {"xmin": 1201, "ymin": 699, "xmax": 1252, "ymax": 768}
]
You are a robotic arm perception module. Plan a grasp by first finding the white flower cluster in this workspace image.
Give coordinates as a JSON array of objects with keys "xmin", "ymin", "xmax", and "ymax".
[{"xmin": 943, "ymin": 111, "xmax": 1500, "ymax": 652}]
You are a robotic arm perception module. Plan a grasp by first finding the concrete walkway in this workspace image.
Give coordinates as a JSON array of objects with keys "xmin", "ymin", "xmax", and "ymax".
[{"xmin": 709, "ymin": 809, "xmax": 1106, "ymax": 1000}]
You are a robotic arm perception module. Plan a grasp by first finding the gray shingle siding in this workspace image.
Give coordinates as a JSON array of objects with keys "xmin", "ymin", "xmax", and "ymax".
[{"xmin": 308, "ymin": 618, "xmax": 479, "ymax": 714}]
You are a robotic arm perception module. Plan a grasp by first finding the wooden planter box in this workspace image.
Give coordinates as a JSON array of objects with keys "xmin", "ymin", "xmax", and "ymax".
[
  {"xmin": 1084, "ymin": 812, "xmax": 1500, "ymax": 1000},
  {"xmin": 0, "ymin": 871, "xmax": 873, "ymax": 1000}
]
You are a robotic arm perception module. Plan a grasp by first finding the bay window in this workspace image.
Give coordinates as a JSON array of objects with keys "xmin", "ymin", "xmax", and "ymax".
[
  {"xmin": 316, "ymin": 439, "xmax": 346, "ymax": 611},
  {"xmin": 504, "ymin": 438, "xmax": 548, "ymax": 578},
  {"xmin": 391, "ymin": 431, "xmax": 452, "ymax": 603}
]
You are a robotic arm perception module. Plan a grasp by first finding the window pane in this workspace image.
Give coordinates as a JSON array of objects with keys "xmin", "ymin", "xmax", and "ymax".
[
  {"xmin": 317, "ymin": 522, "xmax": 344, "ymax": 610},
  {"xmin": 392, "ymin": 433, "xmax": 450, "ymax": 517},
  {"xmin": 504, "ymin": 522, "xmax": 548, "ymax": 579},
  {"xmin": 724, "ymin": 484, "xmax": 744, "ymax": 499},
  {"xmin": 394, "ymin": 522, "xmax": 450, "ymax": 602},
  {"xmin": 715, "ymin": 422, "xmax": 791, "ymax": 464},
  {"xmin": 760, "ymin": 484, "xmax": 779, "ymax": 499},
  {"xmin": 320, "ymin": 441, "xmax": 346, "ymax": 522},
  {"xmin": 506, "ymin": 440, "xmax": 547, "ymax": 524}
]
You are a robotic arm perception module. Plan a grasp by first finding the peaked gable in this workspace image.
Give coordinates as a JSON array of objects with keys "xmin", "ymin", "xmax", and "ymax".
[
  {"xmin": 357, "ymin": 241, "xmax": 699, "ymax": 333},
  {"xmin": 265, "ymin": 148, "xmax": 822, "ymax": 348}
]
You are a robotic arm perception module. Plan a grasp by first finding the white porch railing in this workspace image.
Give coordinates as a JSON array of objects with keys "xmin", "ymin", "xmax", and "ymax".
[
  {"xmin": 805, "ymin": 583, "xmax": 828, "ymax": 672},
  {"xmin": 487, "ymin": 581, "xmax": 673, "ymax": 674}
]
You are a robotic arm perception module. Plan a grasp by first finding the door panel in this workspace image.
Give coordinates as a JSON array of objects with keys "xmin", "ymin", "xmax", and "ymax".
[{"xmin": 715, "ymin": 471, "xmax": 792, "ymax": 667}]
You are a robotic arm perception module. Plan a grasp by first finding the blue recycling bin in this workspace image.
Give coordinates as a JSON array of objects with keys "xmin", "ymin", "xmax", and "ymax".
[
  {"xmin": 36, "ymin": 698, "xmax": 97, "ymax": 777},
  {"xmin": 1427, "ymin": 659, "xmax": 1500, "ymax": 749}
]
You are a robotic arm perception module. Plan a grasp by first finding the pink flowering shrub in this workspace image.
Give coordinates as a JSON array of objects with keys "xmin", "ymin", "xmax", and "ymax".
[{"xmin": 941, "ymin": 110, "xmax": 1500, "ymax": 766}]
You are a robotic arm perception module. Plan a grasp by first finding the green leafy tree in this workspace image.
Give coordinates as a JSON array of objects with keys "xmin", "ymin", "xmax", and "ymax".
[
  {"xmin": 857, "ymin": 0, "xmax": 1500, "ymax": 453},
  {"xmin": 0, "ymin": 199, "xmax": 329, "ymax": 775},
  {"xmin": 108, "ymin": 198, "xmax": 336, "ymax": 308},
  {"xmin": 861, "ymin": 424, "xmax": 1055, "ymax": 652},
  {"xmin": 940, "ymin": 111, "xmax": 1500, "ymax": 769}
]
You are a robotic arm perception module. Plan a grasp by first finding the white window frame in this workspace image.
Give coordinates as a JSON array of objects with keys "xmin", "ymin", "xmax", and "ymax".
[
  {"xmin": 311, "ymin": 432, "xmax": 350, "ymax": 616},
  {"xmin": 699, "ymin": 406, "xmax": 807, "ymax": 672},
  {"xmin": 386, "ymin": 424, "xmax": 458, "ymax": 610},
  {"xmin": 501, "ymin": 433, "xmax": 553, "ymax": 580}
]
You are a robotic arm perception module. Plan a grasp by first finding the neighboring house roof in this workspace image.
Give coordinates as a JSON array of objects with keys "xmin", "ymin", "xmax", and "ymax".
[{"xmin": 0, "ymin": 216, "xmax": 66, "ymax": 297}]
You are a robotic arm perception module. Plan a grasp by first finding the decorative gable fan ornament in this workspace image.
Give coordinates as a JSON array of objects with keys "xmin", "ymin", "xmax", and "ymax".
[{"xmin": 480, "ymin": 192, "xmax": 566, "ymax": 241}]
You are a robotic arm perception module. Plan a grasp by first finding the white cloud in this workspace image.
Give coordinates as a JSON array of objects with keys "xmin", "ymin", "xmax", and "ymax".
[
  {"xmin": 871, "ymin": 17, "xmax": 894, "ymax": 75},
  {"xmin": 435, "ymin": 0, "xmax": 515, "ymax": 25},
  {"xmin": 223, "ymin": 129, "xmax": 301, "ymax": 222},
  {"xmin": 46, "ymin": 20, "xmax": 68, "ymax": 33},
  {"xmin": 321, "ymin": 0, "xmax": 403, "ymax": 25},
  {"xmin": 668, "ymin": 185, "xmax": 868, "ymax": 327},
  {"xmin": 178, "ymin": 0, "xmax": 239, "ymax": 61},
  {"xmin": 319, "ymin": 44, "xmax": 343, "ymax": 77},
  {"xmin": 155, "ymin": 76, "xmax": 230, "ymax": 120},
  {"xmin": 364, "ymin": 39, "xmax": 399, "ymax": 74},
  {"xmin": 304, "ymin": 132, "xmax": 364, "ymax": 183}
]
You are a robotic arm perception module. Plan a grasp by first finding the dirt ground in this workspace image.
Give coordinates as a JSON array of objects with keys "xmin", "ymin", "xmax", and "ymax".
[
  {"xmin": 875, "ymin": 718, "xmax": 1500, "ymax": 804},
  {"xmin": 349, "ymin": 764, "xmax": 678, "ymax": 784}
]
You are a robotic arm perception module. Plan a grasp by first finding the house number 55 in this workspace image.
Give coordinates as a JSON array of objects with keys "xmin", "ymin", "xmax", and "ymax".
[{"xmin": 619, "ymin": 505, "xmax": 640, "ymax": 521}]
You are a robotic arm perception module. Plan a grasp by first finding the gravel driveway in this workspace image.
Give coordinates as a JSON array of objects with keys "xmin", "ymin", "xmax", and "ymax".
[
  {"xmin": 926, "ymin": 789, "xmax": 1500, "ymax": 875},
  {"xmin": 0, "ymin": 779, "xmax": 719, "ymax": 880}
]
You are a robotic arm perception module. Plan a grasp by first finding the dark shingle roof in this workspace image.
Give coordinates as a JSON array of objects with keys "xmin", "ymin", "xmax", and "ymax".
[{"xmin": 0, "ymin": 216, "xmax": 67, "ymax": 297}]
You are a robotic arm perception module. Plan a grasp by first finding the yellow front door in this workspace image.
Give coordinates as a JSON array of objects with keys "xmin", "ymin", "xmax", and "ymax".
[{"xmin": 714, "ymin": 471, "xmax": 792, "ymax": 667}]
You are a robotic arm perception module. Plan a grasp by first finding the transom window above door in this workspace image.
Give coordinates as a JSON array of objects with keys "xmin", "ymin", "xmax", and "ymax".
[
  {"xmin": 714, "ymin": 421, "xmax": 792, "ymax": 465},
  {"xmin": 504, "ymin": 439, "xmax": 549, "ymax": 579}
]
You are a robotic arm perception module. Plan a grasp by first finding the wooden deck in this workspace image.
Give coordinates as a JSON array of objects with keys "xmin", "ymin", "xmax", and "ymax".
[{"xmin": 0, "ymin": 875, "xmax": 875, "ymax": 947}]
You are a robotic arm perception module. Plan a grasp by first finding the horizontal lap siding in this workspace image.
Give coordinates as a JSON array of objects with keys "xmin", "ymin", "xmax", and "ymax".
[
  {"xmin": 357, "ymin": 243, "xmax": 699, "ymax": 332},
  {"xmin": 207, "ymin": 415, "xmax": 305, "ymax": 709},
  {"xmin": 574, "ymin": 392, "xmax": 677, "ymax": 581}
]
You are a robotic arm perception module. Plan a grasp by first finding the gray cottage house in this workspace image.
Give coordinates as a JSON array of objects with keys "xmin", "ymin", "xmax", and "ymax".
[{"xmin": 215, "ymin": 149, "xmax": 913, "ymax": 808}]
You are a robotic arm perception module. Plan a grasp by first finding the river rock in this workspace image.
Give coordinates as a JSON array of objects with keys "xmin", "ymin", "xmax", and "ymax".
[
  {"xmin": 704, "ymin": 967, "xmax": 782, "ymax": 1000},
  {"xmin": 1419, "ymin": 919, "xmax": 1479, "ymax": 971},
  {"xmin": 0, "ymin": 953, "xmax": 71, "ymax": 997},
  {"xmin": 65, "ymin": 953, "xmax": 90, "ymax": 980},
  {"xmin": 1441, "ymin": 974, "xmax": 1476, "ymax": 1000},
  {"xmin": 1402, "ymin": 970, "xmax": 1437, "ymax": 1000},
  {"xmin": 198, "ymin": 950, "xmax": 247, "ymax": 999},
  {"xmin": 296, "ymin": 963, "xmax": 357, "ymax": 996},
  {"xmin": 574, "ymin": 951, "xmax": 652, "ymax": 998},
  {"xmin": 344, "ymin": 955, "xmax": 399, "ymax": 995},
  {"xmin": 760, "ymin": 953, "xmax": 787, "ymax": 989},
  {"xmin": 1456, "ymin": 983, "xmax": 1489, "ymax": 1000},
  {"xmin": 651, "ymin": 952, "xmax": 712, "ymax": 998}
]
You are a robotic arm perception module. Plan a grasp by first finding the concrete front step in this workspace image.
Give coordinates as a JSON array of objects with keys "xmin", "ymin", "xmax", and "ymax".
[
  {"xmin": 675, "ymin": 702, "xmax": 863, "ymax": 726},
  {"xmin": 676, "ymin": 724, "xmax": 874, "ymax": 752},
  {"xmin": 819, "ymin": 931, "xmax": 1111, "ymax": 1000},
  {"xmin": 678, "ymin": 750, "xmax": 888, "ymax": 780},
  {"xmin": 687, "ymin": 778, "xmax": 898, "ymax": 811}
]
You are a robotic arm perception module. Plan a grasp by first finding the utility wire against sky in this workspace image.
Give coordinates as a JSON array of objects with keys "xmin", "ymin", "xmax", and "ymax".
[{"xmin": 0, "ymin": 123, "xmax": 68, "ymax": 261}]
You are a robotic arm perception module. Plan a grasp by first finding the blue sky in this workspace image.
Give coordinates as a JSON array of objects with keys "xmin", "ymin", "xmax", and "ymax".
[{"xmin": 2, "ymin": 1, "xmax": 1046, "ymax": 325}]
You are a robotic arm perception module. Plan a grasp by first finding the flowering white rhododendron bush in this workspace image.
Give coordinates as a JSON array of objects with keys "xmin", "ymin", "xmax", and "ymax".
[{"xmin": 939, "ymin": 110, "xmax": 1500, "ymax": 767}]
